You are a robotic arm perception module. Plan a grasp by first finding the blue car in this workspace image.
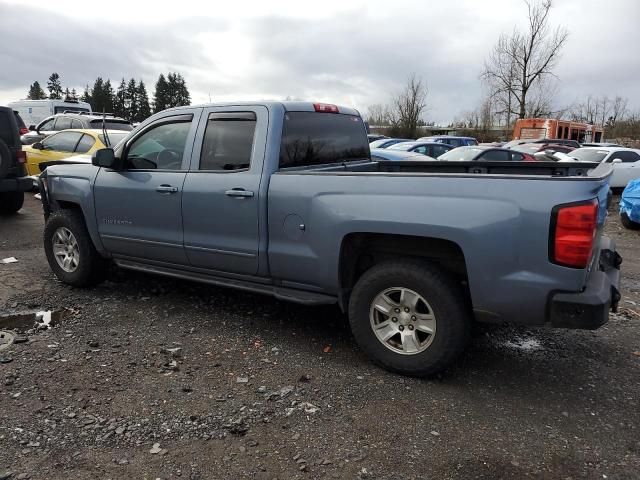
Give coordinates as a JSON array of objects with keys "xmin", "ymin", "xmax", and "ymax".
[
  {"xmin": 387, "ymin": 141, "xmax": 454, "ymax": 158},
  {"xmin": 620, "ymin": 178, "xmax": 640, "ymax": 229},
  {"xmin": 368, "ymin": 138, "xmax": 414, "ymax": 149},
  {"xmin": 416, "ymin": 135, "xmax": 478, "ymax": 147}
]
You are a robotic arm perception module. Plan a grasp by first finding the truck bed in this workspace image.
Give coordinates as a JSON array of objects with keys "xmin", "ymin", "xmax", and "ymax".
[{"xmin": 289, "ymin": 159, "xmax": 606, "ymax": 179}]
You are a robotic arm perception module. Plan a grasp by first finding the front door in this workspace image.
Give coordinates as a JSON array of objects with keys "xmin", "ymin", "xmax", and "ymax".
[
  {"xmin": 610, "ymin": 150, "xmax": 640, "ymax": 188},
  {"xmin": 94, "ymin": 110, "xmax": 201, "ymax": 265},
  {"xmin": 181, "ymin": 106, "xmax": 268, "ymax": 275}
]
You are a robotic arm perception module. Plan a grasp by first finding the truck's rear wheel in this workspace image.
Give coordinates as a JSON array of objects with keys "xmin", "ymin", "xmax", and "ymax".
[
  {"xmin": 0, "ymin": 191, "xmax": 24, "ymax": 214},
  {"xmin": 44, "ymin": 209, "xmax": 107, "ymax": 287},
  {"xmin": 348, "ymin": 260, "xmax": 470, "ymax": 376}
]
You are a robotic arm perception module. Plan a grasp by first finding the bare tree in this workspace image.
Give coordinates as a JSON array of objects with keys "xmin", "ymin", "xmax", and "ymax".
[
  {"xmin": 389, "ymin": 73, "xmax": 428, "ymax": 138},
  {"xmin": 482, "ymin": 0, "xmax": 568, "ymax": 119},
  {"xmin": 365, "ymin": 103, "xmax": 390, "ymax": 126},
  {"xmin": 608, "ymin": 96, "xmax": 628, "ymax": 127}
]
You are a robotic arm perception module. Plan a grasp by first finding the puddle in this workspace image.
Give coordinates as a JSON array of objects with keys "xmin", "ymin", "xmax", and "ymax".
[
  {"xmin": 0, "ymin": 309, "xmax": 72, "ymax": 333},
  {"xmin": 502, "ymin": 337, "xmax": 543, "ymax": 352}
]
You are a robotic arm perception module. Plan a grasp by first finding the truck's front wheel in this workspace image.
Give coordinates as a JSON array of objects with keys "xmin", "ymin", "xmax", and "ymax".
[
  {"xmin": 44, "ymin": 209, "xmax": 107, "ymax": 287},
  {"xmin": 348, "ymin": 260, "xmax": 470, "ymax": 376}
]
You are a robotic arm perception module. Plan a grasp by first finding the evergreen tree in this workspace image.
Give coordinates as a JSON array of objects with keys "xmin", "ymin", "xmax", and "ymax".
[
  {"xmin": 64, "ymin": 87, "xmax": 71, "ymax": 100},
  {"xmin": 89, "ymin": 78, "xmax": 115, "ymax": 113},
  {"xmin": 136, "ymin": 80, "xmax": 151, "ymax": 122},
  {"xmin": 80, "ymin": 85, "xmax": 92, "ymax": 105},
  {"xmin": 153, "ymin": 74, "xmax": 168, "ymax": 113},
  {"xmin": 70, "ymin": 88, "xmax": 77, "ymax": 100},
  {"xmin": 47, "ymin": 73, "xmax": 63, "ymax": 99},
  {"xmin": 103, "ymin": 80, "xmax": 115, "ymax": 113},
  {"xmin": 126, "ymin": 78, "xmax": 139, "ymax": 121},
  {"xmin": 165, "ymin": 72, "xmax": 191, "ymax": 108},
  {"xmin": 114, "ymin": 79, "xmax": 127, "ymax": 119},
  {"xmin": 27, "ymin": 81, "xmax": 47, "ymax": 100}
]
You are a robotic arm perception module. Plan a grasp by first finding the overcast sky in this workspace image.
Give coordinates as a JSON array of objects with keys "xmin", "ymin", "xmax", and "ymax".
[{"xmin": 0, "ymin": 0, "xmax": 638, "ymax": 124}]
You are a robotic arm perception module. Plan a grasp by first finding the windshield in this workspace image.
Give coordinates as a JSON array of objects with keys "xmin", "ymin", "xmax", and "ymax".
[
  {"xmin": 511, "ymin": 144, "xmax": 540, "ymax": 154},
  {"xmin": 90, "ymin": 120, "xmax": 133, "ymax": 131},
  {"xmin": 438, "ymin": 147, "xmax": 483, "ymax": 161},
  {"xmin": 387, "ymin": 143, "xmax": 415, "ymax": 151},
  {"xmin": 369, "ymin": 139, "xmax": 392, "ymax": 148},
  {"xmin": 570, "ymin": 149, "xmax": 609, "ymax": 163},
  {"xmin": 99, "ymin": 132, "xmax": 128, "ymax": 147}
]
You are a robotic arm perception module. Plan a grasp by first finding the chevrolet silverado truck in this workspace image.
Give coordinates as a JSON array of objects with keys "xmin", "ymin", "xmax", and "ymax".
[{"xmin": 38, "ymin": 102, "xmax": 622, "ymax": 376}]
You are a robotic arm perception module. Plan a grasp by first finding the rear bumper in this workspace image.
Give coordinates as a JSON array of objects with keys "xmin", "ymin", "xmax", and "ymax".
[
  {"xmin": 0, "ymin": 176, "xmax": 33, "ymax": 193},
  {"xmin": 548, "ymin": 236, "xmax": 622, "ymax": 329}
]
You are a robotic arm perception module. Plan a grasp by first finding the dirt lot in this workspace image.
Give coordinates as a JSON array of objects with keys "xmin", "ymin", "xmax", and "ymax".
[{"xmin": 1, "ymin": 195, "xmax": 639, "ymax": 480}]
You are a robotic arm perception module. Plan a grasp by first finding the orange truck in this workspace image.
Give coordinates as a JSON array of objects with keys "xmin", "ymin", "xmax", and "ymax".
[{"xmin": 513, "ymin": 118, "xmax": 604, "ymax": 143}]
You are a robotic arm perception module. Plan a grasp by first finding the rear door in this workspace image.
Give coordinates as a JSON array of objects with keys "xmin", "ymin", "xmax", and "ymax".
[
  {"xmin": 93, "ymin": 109, "xmax": 201, "ymax": 265},
  {"xmin": 181, "ymin": 106, "xmax": 268, "ymax": 275},
  {"xmin": 610, "ymin": 151, "xmax": 640, "ymax": 188}
]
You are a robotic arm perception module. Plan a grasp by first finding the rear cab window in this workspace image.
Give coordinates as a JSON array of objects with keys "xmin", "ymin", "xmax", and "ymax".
[
  {"xmin": 279, "ymin": 112, "xmax": 369, "ymax": 169},
  {"xmin": 200, "ymin": 112, "xmax": 257, "ymax": 171}
]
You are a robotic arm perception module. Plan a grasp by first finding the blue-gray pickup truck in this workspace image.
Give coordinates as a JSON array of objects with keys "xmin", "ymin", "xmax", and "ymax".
[{"xmin": 38, "ymin": 102, "xmax": 622, "ymax": 375}]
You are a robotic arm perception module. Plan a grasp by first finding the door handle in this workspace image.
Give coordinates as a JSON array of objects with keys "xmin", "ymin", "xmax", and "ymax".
[
  {"xmin": 225, "ymin": 188, "xmax": 254, "ymax": 198},
  {"xmin": 156, "ymin": 184, "xmax": 178, "ymax": 194}
]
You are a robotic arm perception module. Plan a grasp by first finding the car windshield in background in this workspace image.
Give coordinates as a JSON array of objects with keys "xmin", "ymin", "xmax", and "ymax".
[
  {"xmin": 570, "ymin": 149, "xmax": 609, "ymax": 163},
  {"xmin": 369, "ymin": 139, "xmax": 392, "ymax": 148},
  {"xmin": 387, "ymin": 143, "xmax": 416, "ymax": 151},
  {"xmin": 511, "ymin": 144, "xmax": 540, "ymax": 154},
  {"xmin": 89, "ymin": 120, "xmax": 133, "ymax": 131},
  {"xmin": 99, "ymin": 132, "xmax": 129, "ymax": 147},
  {"xmin": 279, "ymin": 112, "xmax": 369, "ymax": 168},
  {"xmin": 438, "ymin": 147, "xmax": 483, "ymax": 161}
]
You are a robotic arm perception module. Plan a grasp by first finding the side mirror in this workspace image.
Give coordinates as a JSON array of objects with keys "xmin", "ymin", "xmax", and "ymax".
[
  {"xmin": 29, "ymin": 125, "xmax": 36, "ymax": 131},
  {"xmin": 32, "ymin": 142, "xmax": 44, "ymax": 150},
  {"xmin": 612, "ymin": 158, "xmax": 622, "ymax": 164},
  {"xmin": 92, "ymin": 148, "xmax": 117, "ymax": 168}
]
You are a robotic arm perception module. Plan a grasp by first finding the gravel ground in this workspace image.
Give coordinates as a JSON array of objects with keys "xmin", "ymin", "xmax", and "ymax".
[{"xmin": 0, "ymin": 194, "xmax": 639, "ymax": 480}]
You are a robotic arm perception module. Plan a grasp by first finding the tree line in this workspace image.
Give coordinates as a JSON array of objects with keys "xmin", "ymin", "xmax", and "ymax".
[
  {"xmin": 26, "ymin": 72, "xmax": 191, "ymax": 123},
  {"xmin": 365, "ymin": 0, "xmax": 637, "ymax": 141}
]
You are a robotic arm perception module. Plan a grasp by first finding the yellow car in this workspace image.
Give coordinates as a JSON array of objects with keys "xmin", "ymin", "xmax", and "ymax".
[{"xmin": 23, "ymin": 129, "xmax": 129, "ymax": 177}]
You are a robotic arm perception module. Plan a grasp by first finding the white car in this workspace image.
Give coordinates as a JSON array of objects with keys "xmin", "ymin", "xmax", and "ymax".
[{"xmin": 556, "ymin": 147, "xmax": 640, "ymax": 188}]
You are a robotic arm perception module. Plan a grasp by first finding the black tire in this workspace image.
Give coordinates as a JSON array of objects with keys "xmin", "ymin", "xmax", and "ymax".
[
  {"xmin": 0, "ymin": 191, "xmax": 24, "ymax": 214},
  {"xmin": 620, "ymin": 212, "xmax": 640, "ymax": 230},
  {"xmin": 43, "ymin": 209, "xmax": 108, "ymax": 287},
  {"xmin": 0, "ymin": 139, "xmax": 10, "ymax": 179},
  {"xmin": 348, "ymin": 260, "xmax": 471, "ymax": 376}
]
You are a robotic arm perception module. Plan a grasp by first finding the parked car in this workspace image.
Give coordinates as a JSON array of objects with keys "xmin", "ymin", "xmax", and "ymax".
[
  {"xmin": 387, "ymin": 141, "xmax": 453, "ymax": 158},
  {"xmin": 23, "ymin": 129, "xmax": 129, "ymax": 179},
  {"xmin": 438, "ymin": 146, "xmax": 536, "ymax": 162},
  {"xmin": 367, "ymin": 134, "xmax": 387, "ymax": 143},
  {"xmin": 21, "ymin": 112, "xmax": 133, "ymax": 145},
  {"xmin": 39, "ymin": 101, "xmax": 620, "ymax": 376},
  {"xmin": 560, "ymin": 147, "xmax": 640, "ymax": 188},
  {"xmin": 369, "ymin": 138, "xmax": 414, "ymax": 149},
  {"xmin": 531, "ymin": 138, "xmax": 581, "ymax": 148},
  {"xmin": 0, "ymin": 106, "xmax": 31, "ymax": 213},
  {"xmin": 9, "ymin": 98, "xmax": 92, "ymax": 128},
  {"xmin": 581, "ymin": 142, "xmax": 623, "ymax": 148},
  {"xmin": 619, "ymin": 178, "xmax": 640, "ymax": 229},
  {"xmin": 370, "ymin": 148, "xmax": 434, "ymax": 161},
  {"xmin": 511, "ymin": 143, "xmax": 576, "ymax": 156},
  {"xmin": 416, "ymin": 136, "xmax": 478, "ymax": 147}
]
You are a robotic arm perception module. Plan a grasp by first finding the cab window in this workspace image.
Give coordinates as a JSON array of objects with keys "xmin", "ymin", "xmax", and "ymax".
[
  {"xmin": 200, "ymin": 112, "xmax": 256, "ymax": 171},
  {"xmin": 124, "ymin": 119, "xmax": 192, "ymax": 170}
]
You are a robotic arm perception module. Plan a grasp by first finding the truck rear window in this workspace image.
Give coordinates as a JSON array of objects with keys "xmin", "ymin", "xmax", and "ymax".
[{"xmin": 279, "ymin": 112, "xmax": 369, "ymax": 168}]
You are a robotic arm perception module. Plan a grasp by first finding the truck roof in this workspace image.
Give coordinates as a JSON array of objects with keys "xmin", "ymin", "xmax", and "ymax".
[{"xmin": 163, "ymin": 101, "xmax": 361, "ymax": 117}]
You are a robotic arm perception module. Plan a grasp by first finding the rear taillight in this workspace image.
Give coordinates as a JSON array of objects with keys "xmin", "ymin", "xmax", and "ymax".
[
  {"xmin": 551, "ymin": 199, "xmax": 598, "ymax": 268},
  {"xmin": 16, "ymin": 150, "xmax": 26, "ymax": 164},
  {"xmin": 19, "ymin": 127, "xmax": 29, "ymax": 135},
  {"xmin": 313, "ymin": 103, "xmax": 339, "ymax": 113}
]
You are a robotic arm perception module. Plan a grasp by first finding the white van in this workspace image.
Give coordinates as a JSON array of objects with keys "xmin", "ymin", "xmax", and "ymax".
[{"xmin": 8, "ymin": 99, "xmax": 92, "ymax": 128}]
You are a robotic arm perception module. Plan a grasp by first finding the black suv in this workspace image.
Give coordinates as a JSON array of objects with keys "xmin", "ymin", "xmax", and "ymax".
[
  {"xmin": 22, "ymin": 112, "xmax": 133, "ymax": 145},
  {"xmin": 0, "ymin": 107, "xmax": 31, "ymax": 213}
]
